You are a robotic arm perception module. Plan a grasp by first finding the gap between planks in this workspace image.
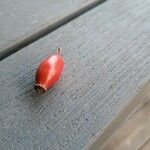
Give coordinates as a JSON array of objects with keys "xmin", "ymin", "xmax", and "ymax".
[{"xmin": 0, "ymin": 0, "xmax": 106, "ymax": 61}]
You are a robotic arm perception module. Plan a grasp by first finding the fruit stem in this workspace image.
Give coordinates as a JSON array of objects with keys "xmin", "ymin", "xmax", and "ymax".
[{"xmin": 57, "ymin": 48, "xmax": 62, "ymax": 55}]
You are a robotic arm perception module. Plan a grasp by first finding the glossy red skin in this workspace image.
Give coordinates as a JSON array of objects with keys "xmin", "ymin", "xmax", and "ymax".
[{"xmin": 35, "ymin": 54, "xmax": 64, "ymax": 91}]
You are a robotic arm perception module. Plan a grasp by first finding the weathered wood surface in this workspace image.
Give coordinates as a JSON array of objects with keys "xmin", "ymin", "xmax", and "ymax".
[
  {"xmin": 101, "ymin": 100, "xmax": 150, "ymax": 150},
  {"xmin": 0, "ymin": 0, "xmax": 150, "ymax": 149},
  {"xmin": 0, "ymin": 0, "xmax": 94, "ymax": 51}
]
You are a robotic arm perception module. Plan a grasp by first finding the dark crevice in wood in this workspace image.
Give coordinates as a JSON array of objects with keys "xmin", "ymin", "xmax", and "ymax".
[{"xmin": 0, "ymin": 0, "xmax": 107, "ymax": 61}]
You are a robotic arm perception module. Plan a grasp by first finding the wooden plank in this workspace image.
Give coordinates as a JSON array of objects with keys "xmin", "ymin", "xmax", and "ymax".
[
  {"xmin": 0, "ymin": 0, "xmax": 97, "ymax": 55},
  {"xmin": 101, "ymin": 99, "xmax": 150, "ymax": 150},
  {"xmin": 0, "ymin": 0, "xmax": 150, "ymax": 149},
  {"xmin": 89, "ymin": 80, "xmax": 150, "ymax": 150}
]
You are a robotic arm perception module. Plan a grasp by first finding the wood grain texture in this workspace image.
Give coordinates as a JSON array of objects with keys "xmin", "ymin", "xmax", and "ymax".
[
  {"xmin": 0, "ymin": 0, "xmax": 93, "ymax": 50},
  {"xmin": 0, "ymin": 0, "xmax": 106, "ymax": 60},
  {"xmin": 101, "ymin": 100, "xmax": 150, "ymax": 150},
  {"xmin": 0, "ymin": 0, "xmax": 150, "ymax": 149}
]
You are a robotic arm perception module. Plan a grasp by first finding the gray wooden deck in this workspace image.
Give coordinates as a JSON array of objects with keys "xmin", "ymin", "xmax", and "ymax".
[
  {"xmin": 0, "ymin": 0, "xmax": 150, "ymax": 149},
  {"xmin": 0, "ymin": 0, "xmax": 94, "ymax": 50},
  {"xmin": 0, "ymin": 0, "xmax": 105, "ymax": 59}
]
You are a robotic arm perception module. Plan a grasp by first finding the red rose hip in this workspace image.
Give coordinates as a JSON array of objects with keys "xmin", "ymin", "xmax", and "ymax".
[{"xmin": 34, "ymin": 48, "xmax": 64, "ymax": 93}]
